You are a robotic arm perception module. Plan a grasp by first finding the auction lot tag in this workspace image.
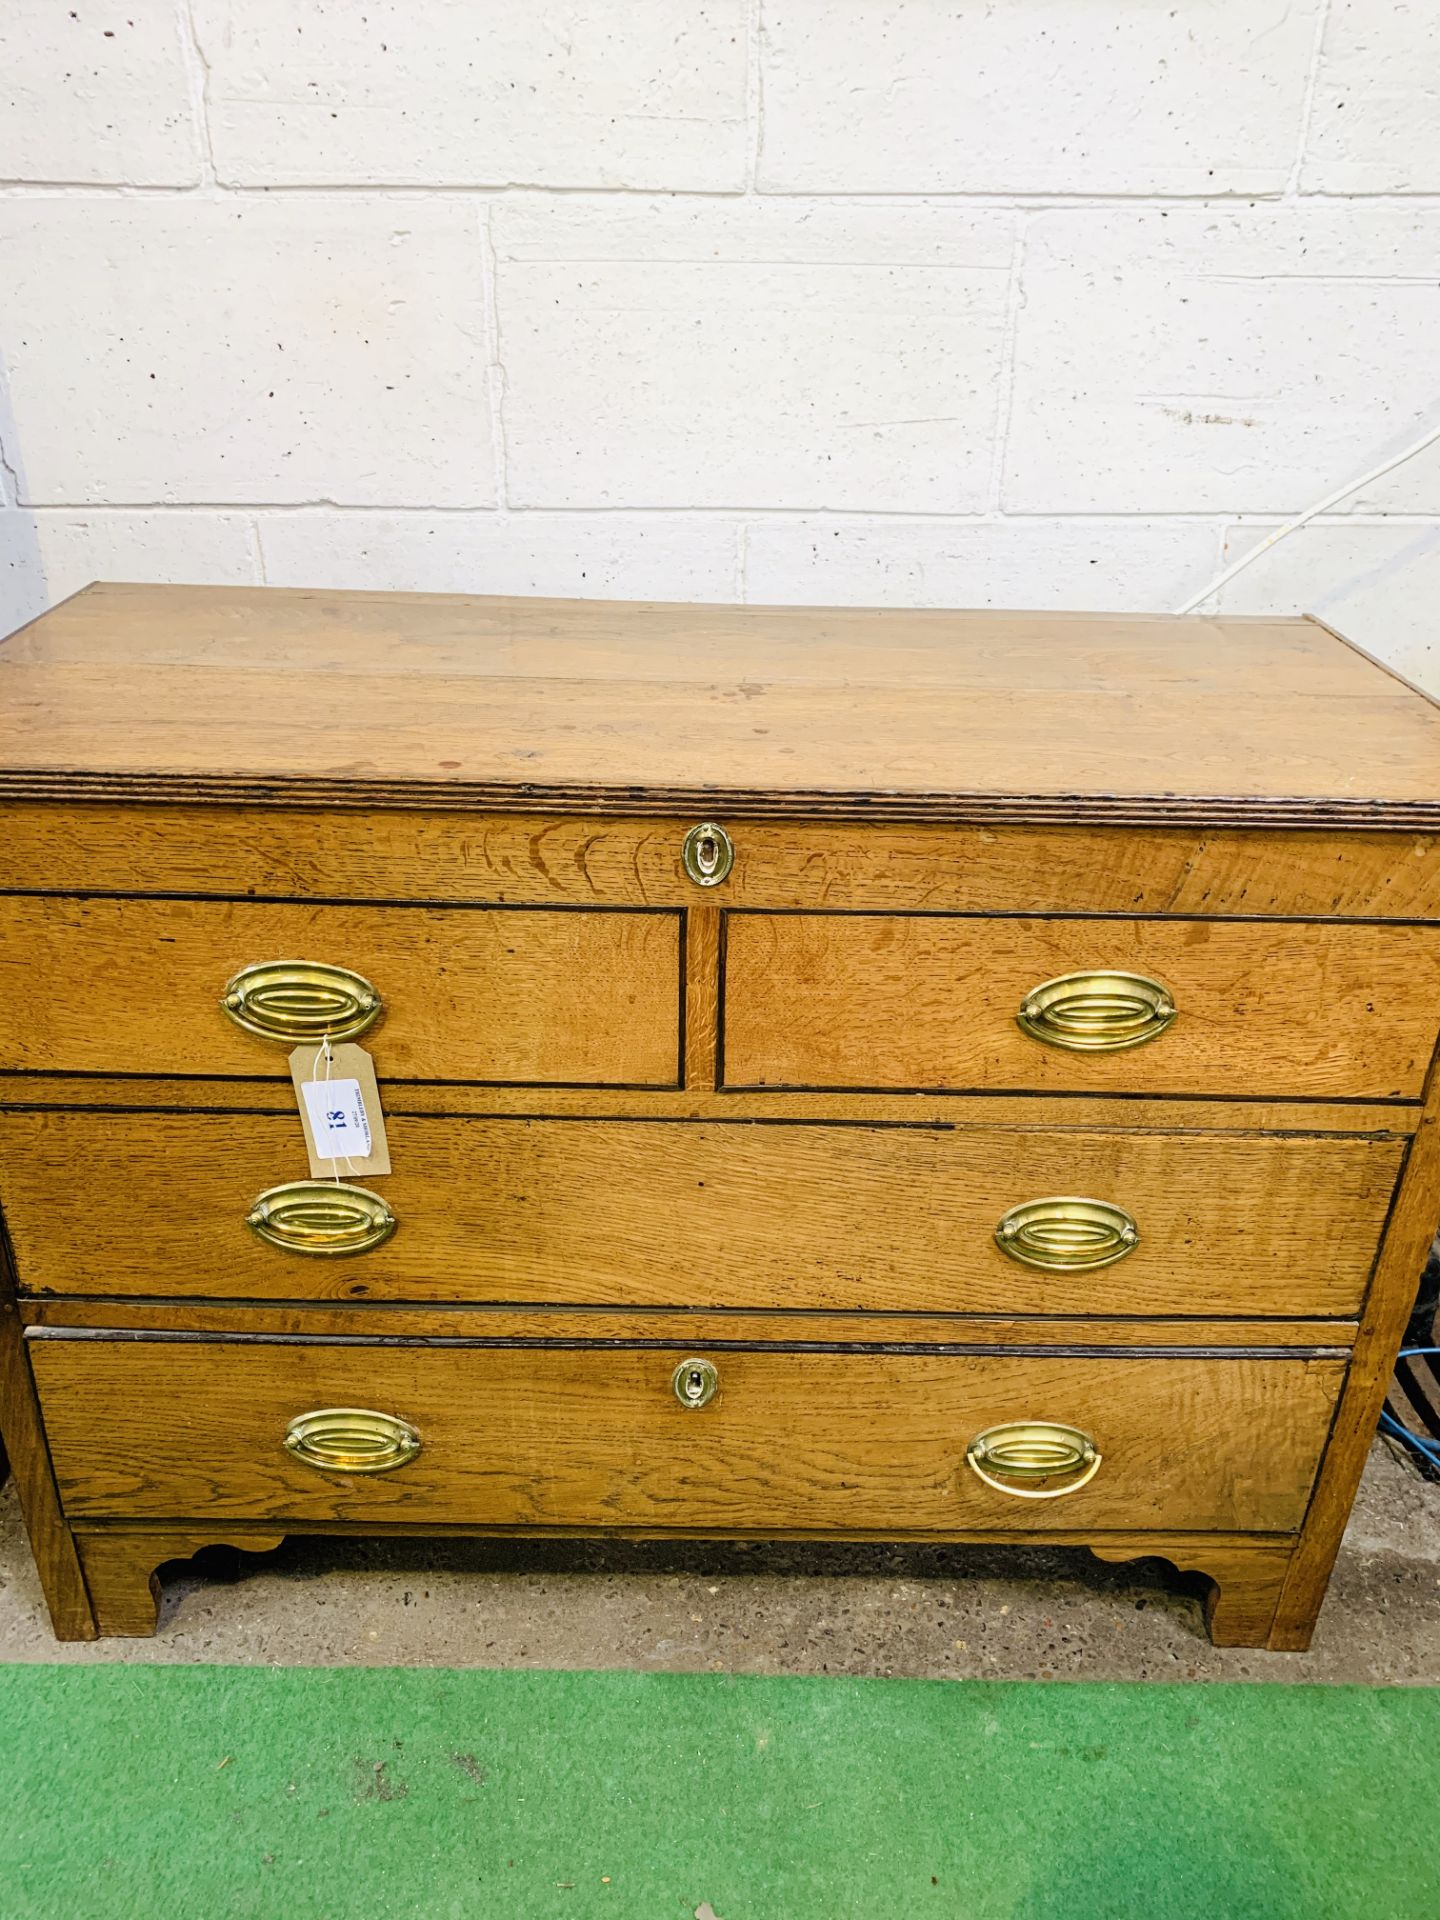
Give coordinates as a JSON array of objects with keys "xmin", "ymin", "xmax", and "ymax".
[
  {"xmin": 302, "ymin": 1075, "xmax": 370, "ymax": 1158},
  {"xmin": 288, "ymin": 1041, "xmax": 392, "ymax": 1178}
]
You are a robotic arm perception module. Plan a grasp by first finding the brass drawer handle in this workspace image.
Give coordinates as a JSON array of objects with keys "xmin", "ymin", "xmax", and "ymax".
[
  {"xmin": 994, "ymin": 1197, "xmax": 1139, "ymax": 1272},
  {"xmin": 221, "ymin": 960, "xmax": 382, "ymax": 1044},
  {"xmin": 965, "ymin": 1422, "xmax": 1101, "ymax": 1500},
  {"xmin": 284, "ymin": 1408, "xmax": 421, "ymax": 1475},
  {"xmin": 681, "ymin": 822, "xmax": 734, "ymax": 888},
  {"xmin": 673, "ymin": 1356, "xmax": 719, "ymax": 1408},
  {"xmin": 1016, "ymin": 970, "xmax": 1175, "ymax": 1052},
  {"xmin": 247, "ymin": 1181, "xmax": 397, "ymax": 1257}
]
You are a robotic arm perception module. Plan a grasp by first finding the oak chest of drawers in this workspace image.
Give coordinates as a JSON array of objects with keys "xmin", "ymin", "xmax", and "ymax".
[{"xmin": 3, "ymin": 583, "xmax": 1440, "ymax": 1647}]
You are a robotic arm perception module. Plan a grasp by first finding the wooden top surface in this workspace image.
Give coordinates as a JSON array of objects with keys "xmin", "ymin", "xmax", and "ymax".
[{"xmin": 3, "ymin": 582, "xmax": 1439, "ymax": 825}]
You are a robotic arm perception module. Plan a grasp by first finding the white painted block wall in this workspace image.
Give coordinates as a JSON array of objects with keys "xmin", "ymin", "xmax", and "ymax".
[{"xmin": 2, "ymin": 3, "xmax": 1438, "ymax": 686}]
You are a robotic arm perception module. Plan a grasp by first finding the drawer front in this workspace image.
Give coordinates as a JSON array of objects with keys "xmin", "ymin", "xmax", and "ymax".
[
  {"xmin": 32, "ymin": 1338, "xmax": 1345, "ymax": 1533},
  {"xmin": 0, "ymin": 896, "xmax": 681, "ymax": 1085},
  {"xmin": 0, "ymin": 1111, "xmax": 1402, "ymax": 1317},
  {"xmin": 13, "ymin": 806, "xmax": 1440, "ymax": 923},
  {"xmin": 722, "ymin": 913, "xmax": 1440, "ymax": 1099}
]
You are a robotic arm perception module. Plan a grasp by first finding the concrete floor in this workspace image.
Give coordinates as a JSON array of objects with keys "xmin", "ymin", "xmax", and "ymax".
[{"xmin": 1, "ymin": 1442, "xmax": 1436, "ymax": 1681}]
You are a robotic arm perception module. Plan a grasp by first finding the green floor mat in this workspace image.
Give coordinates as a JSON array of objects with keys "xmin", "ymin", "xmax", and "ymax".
[{"xmin": 0, "ymin": 1664, "xmax": 1434, "ymax": 1919}]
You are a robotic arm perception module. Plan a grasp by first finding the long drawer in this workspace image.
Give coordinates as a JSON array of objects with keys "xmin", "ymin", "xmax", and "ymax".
[
  {"xmin": 31, "ymin": 1336, "xmax": 1345, "ymax": 1533},
  {"xmin": 721, "ymin": 912, "xmax": 1440, "ymax": 1099},
  {"xmin": 0, "ymin": 895, "xmax": 682, "ymax": 1086},
  {"xmin": 0, "ymin": 1111, "xmax": 1402, "ymax": 1315}
]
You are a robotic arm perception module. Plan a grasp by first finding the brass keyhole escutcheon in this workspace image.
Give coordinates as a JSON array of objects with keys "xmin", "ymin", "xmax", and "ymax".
[
  {"xmin": 681, "ymin": 822, "xmax": 734, "ymax": 888},
  {"xmin": 672, "ymin": 1357, "xmax": 719, "ymax": 1409}
]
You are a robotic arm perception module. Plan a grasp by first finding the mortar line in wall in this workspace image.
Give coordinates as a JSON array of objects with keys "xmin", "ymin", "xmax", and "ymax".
[
  {"xmin": 745, "ymin": 0, "xmax": 765, "ymax": 193},
  {"xmin": 0, "ymin": 181, "xmax": 215, "ymax": 196},
  {"xmin": 479, "ymin": 203, "xmax": 510, "ymax": 512},
  {"xmin": 985, "ymin": 215, "xmax": 1028, "ymax": 512},
  {"xmin": 1285, "ymin": 0, "xmax": 1334, "ymax": 200},
  {"xmin": 8, "ymin": 181, "xmax": 1440, "ymax": 208},
  {"xmin": 1012, "ymin": 511, "xmax": 1440, "ymax": 528},
  {"xmin": 178, "ymin": 0, "xmax": 218, "ymax": 189},
  {"xmin": 735, "ymin": 522, "xmax": 750, "ymax": 601},
  {"xmin": 20, "ymin": 505, "xmax": 1440, "ymax": 527},
  {"xmin": 247, "ymin": 515, "xmax": 267, "ymax": 587}
]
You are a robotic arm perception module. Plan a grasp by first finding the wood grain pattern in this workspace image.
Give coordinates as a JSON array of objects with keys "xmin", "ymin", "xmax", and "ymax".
[
  {"xmin": 33, "ymin": 1340, "xmax": 1344, "ymax": 1534},
  {"xmin": 0, "ymin": 895, "xmax": 682, "ymax": 1085},
  {"xmin": 5, "ymin": 585, "xmax": 1440, "ymax": 826},
  {"xmin": 0, "ymin": 1111, "xmax": 1401, "ymax": 1316},
  {"xmin": 1089, "ymin": 1539, "xmax": 1295, "ymax": 1647},
  {"xmin": 0, "ymin": 1075, "xmax": 1418, "ymax": 1138},
  {"xmin": 19, "ymin": 1303, "xmax": 1358, "ymax": 1349},
  {"xmin": 63, "ymin": 1522, "xmax": 1297, "ymax": 1646},
  {"xmin": 8, "ymin": 802, "xmax": 1440, "ymax": 920},
  {"xmin": 683, "ymin": 907, "xmax": 721, "ymax": 1089},
  {"xmin": 72, "ymin": 1530, "xmax": 284, "ymax": 1638},
  {"xmin": 0, "ymin": 1216, "xmax": 95, "ymax": 1639},
  {"xmin": 3, "ymin": 582, "xmax": 1436, "ymax": 1650},
  {"xmin": 723, "ymin": 912, "xmax": 1440, "ymax": 1100},
  {"xmin": 1268, "ymin": 1033, "xmax": 1440, "ymax": 1650}
]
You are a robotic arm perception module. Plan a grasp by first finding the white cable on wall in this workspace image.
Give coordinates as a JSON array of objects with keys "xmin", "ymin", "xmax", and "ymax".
[{"xmin": 1173, "ymin": 417, "xmax": 1440, "ymax": 617}]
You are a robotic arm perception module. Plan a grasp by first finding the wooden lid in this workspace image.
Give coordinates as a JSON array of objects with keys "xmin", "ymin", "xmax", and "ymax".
[{"xmin": 3, "ymin": 582, "xmax": 1438, "ymax": 826}]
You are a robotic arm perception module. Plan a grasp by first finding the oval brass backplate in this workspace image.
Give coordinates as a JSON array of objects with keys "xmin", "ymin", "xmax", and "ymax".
[
  {"xmin": 681, "ymin": 822, "xmax": 734, "ymax": 888},
  {"xmin": 284, "ymin": 1408, "xmax": 421, "ymax": 1475},
  {"xmin": 965, "ymin": 1421, "xmax": 1101, "ymax": 1500},
  {"xmin": 247, "ymin": 1181, "xmax": 397, "ymax": 1257},
  {"xmin": 1016, "ymin": 970, "xmax": 1176, "ymax": 1052},
  {"xmin": 994, "ymin": 1197, "xmax": 1139, "ymax": 1272},
  {"xmin": 672, "ymin": 1356, "xmax": 719, "ymax": 1409},
  {"xmin": 221, "ymin": 960, "xmax": 383, "ymax": 1044}
]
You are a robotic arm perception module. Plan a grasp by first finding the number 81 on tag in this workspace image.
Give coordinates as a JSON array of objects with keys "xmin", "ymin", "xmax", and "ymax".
[{"xmin": 300, "ymin": 1076, "xmax": 372, "ymax": 1159}]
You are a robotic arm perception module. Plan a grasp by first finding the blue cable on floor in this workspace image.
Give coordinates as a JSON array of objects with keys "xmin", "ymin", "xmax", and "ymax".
[{"xmin": 1379, "ymin": 1347, "xmax": 1440, "ymax": 1470}]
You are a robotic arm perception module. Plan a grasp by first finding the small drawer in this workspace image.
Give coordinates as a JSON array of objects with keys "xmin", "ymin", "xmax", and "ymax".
[
  {"xmin": 31, "ymin": 1335, "xmax": 1345, "ymax": 1534},
  {"xmin": 721, "ymin": 912, "xmax": 1440, "ymax": 1100},
  {"xmin": 0, "ymin": 895, "xmax": 681, "ymax": 1086},
  {"xmin": 0, "ymin": 1111, "xmax": 1403, "ymax": 1318}
]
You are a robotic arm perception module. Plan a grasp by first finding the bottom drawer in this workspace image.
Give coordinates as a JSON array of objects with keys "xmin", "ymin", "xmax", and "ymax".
[{"xmin": 30, "ymin": 1336, "xmax": 1345, "ymax": 1536}]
